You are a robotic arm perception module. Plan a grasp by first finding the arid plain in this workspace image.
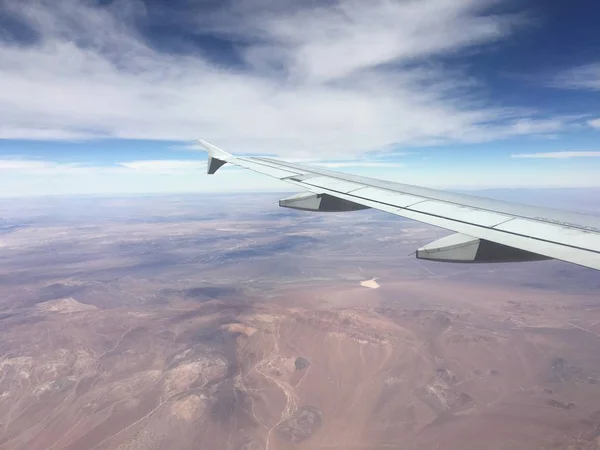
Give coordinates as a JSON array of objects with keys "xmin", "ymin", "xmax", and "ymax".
[{"xmin": 0, "ymin": 191, "xmax": 599, "ymax": 450}]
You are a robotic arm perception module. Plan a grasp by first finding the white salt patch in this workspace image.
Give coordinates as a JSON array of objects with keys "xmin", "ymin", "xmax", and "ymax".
[{"xmin": 360, "ymin": 278, "xmax": 380, "ymax": 289}]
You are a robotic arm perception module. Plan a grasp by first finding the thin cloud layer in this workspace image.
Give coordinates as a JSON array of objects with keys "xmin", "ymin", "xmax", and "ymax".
[
  {"xmin": 0, "ymin": 159, "xmax": 94, "ymax": 174},
  {"xmin": 0, "ymin": 0, "xmax": 570, "ymax": 158},
  {"xmin": 0, "ymin": 158, "xmax": 207, "ymax": 175},
  {"xmin": 511, "ymin": 151, "xmax": 600, "ymax": 159},
  {"xmin": 588, "ymin": 118, "xmax": 600, "ymax": 129},
  {"xmin": 119, "ymin": 160, "xmax": 207, "ymax": 173},
  {"xmin": 554, "ymin": 64, "xmax": 600, "ymax": 91},
  {"xmin": 314, "ymin": 161, "xmax": 404, "ymax": 168}
]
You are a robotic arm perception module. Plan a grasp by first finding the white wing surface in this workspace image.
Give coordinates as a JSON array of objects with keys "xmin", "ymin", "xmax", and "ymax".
[{"xmin": 199, "ymin": 140, "xmax": 600, "ymax": 271}]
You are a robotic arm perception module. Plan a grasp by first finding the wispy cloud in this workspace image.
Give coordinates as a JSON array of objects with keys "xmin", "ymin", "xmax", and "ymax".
[
  {"xmin": 0, "ymin": 158, "xmax": 208, "ymax": 175},
  {"xmin": 168, "ymin": 143, "xmax": 206, "ymax": 152},
  {"xmin": 118, "ymin": 160, "xmax": 207, "ymax": 173},
  {"xmin": 511, "ymin": 151, "xmax": 600, "ymax": 159},
  {"xmin": 0, "ymin": 159, "xmax": 86, "ymax": 174},
  {"xmin": 553, "ymin": 64, "xmax": 600, "ymax": 90},
  {"xmin": 503, "ymin": 118, "xmax": 565, "ymax": 135},
  {"xmin": 0, "ymin": 0, "xmax": 568, "ymax": 159},
  {"xmin": 588, "ymin": 118, "xmax": 600, "ymax": 129},
  {"xmin": 0, "ymin": 160, "xmax": 54, "ymax": 171},
  {"xmin": 313, "ymin": 161, "xmax": 404, "ymax": 168}
]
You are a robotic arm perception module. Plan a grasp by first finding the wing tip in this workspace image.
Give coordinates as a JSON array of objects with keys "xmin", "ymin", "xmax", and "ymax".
[
  {"xmin": 197, "ymin": 139, "xmax": 232, "ymax": 175},
  {"xmin": 196, "ymin": 139, "xmax": 232, "ymax": 161}
]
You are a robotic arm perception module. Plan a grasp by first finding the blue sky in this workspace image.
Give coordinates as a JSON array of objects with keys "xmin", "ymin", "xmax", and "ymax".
[{"xmin": 1, "ymin": 0, "xmax": 600, "ymax": 196}]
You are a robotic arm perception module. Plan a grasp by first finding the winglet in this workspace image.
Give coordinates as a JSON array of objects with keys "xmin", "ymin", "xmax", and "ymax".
[{"xmin": 197, "ymin": 139, "xmax": 232, "ymax": 175}]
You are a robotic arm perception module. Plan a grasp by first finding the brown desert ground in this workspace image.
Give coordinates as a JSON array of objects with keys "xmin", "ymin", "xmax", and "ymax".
[{"xmin": 0, "ymin": 192, "xmax": 599, "ymax": 450}]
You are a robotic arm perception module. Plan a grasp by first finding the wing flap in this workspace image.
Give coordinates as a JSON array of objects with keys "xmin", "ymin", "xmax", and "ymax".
[
  {"xmin": 409, "ymin": 201, "xmax": 513, "ymax": 228},
  {"xmin": 303, "ymin": 176, "xmax": 366, "ymax": 193},
  {"xmin": 349, "ymin": 187, "xmax": 425, "ymax": 208},
  {"xmin": 234, "ymin": 158, "xmax": 303, "ymax": 179},
  {"xmin": 494, "ymin": 219, "xmax": 600, "ymax": 252}
]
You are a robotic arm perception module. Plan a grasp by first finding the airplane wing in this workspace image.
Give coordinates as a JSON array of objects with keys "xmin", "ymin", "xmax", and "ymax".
[{"xmin": 198, "ymin": 139, "xmax": 600, "ymax": 271}]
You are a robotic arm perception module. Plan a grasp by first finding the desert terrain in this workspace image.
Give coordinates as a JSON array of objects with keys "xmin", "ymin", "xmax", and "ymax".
[{"xmin": 0, "ymin": 191, "xmax": 599, "ymax": 450}]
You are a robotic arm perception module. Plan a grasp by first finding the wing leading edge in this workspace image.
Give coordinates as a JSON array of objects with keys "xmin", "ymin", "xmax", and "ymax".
[{"xmin": 198, "ymin": 139, "xmax": 600, "ymax": 271}]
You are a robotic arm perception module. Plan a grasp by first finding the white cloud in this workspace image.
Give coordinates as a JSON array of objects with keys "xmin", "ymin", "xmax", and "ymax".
[
  {"xmin": 0, "ymin": 128, "xmax": 102, "ymax": 141},
  {"xmin": 0, "ymin": 0, "xmax": 567, "ymax": 159},
  {"xmin": 511, "ymin": 151, "xmax": 600, "ymax": 159},
  {"xmin": 118, "ymin": 160, "xmax": 207, "ymax": 173},
  {"xmin": 0, "ymin": 159, "xmax": 86, "ymax": 174},
  {"xmin": 314, "ymin": 161, "xmax": 404, "ymax": 168},
  {"xmin": 554, "ymin": 64, "xmax": 600, "ymax": 90},
  {"xmin": 214, "ymin": 0, "xmax": 515, "ymax": 84},
  {"xmin": 0, "ymin": 160, "xmax": 53, "ymax": 171},
  {"xmin": 0, "ymin": 158, "xmax": 208, "ymax": 175},
  {"xmin": 588, "ymin": 118, "xmax": 600, "ymax": 129},
  {"xmin": 503, "ymin": 118, "xmax": 564, "ymax": 135}
]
